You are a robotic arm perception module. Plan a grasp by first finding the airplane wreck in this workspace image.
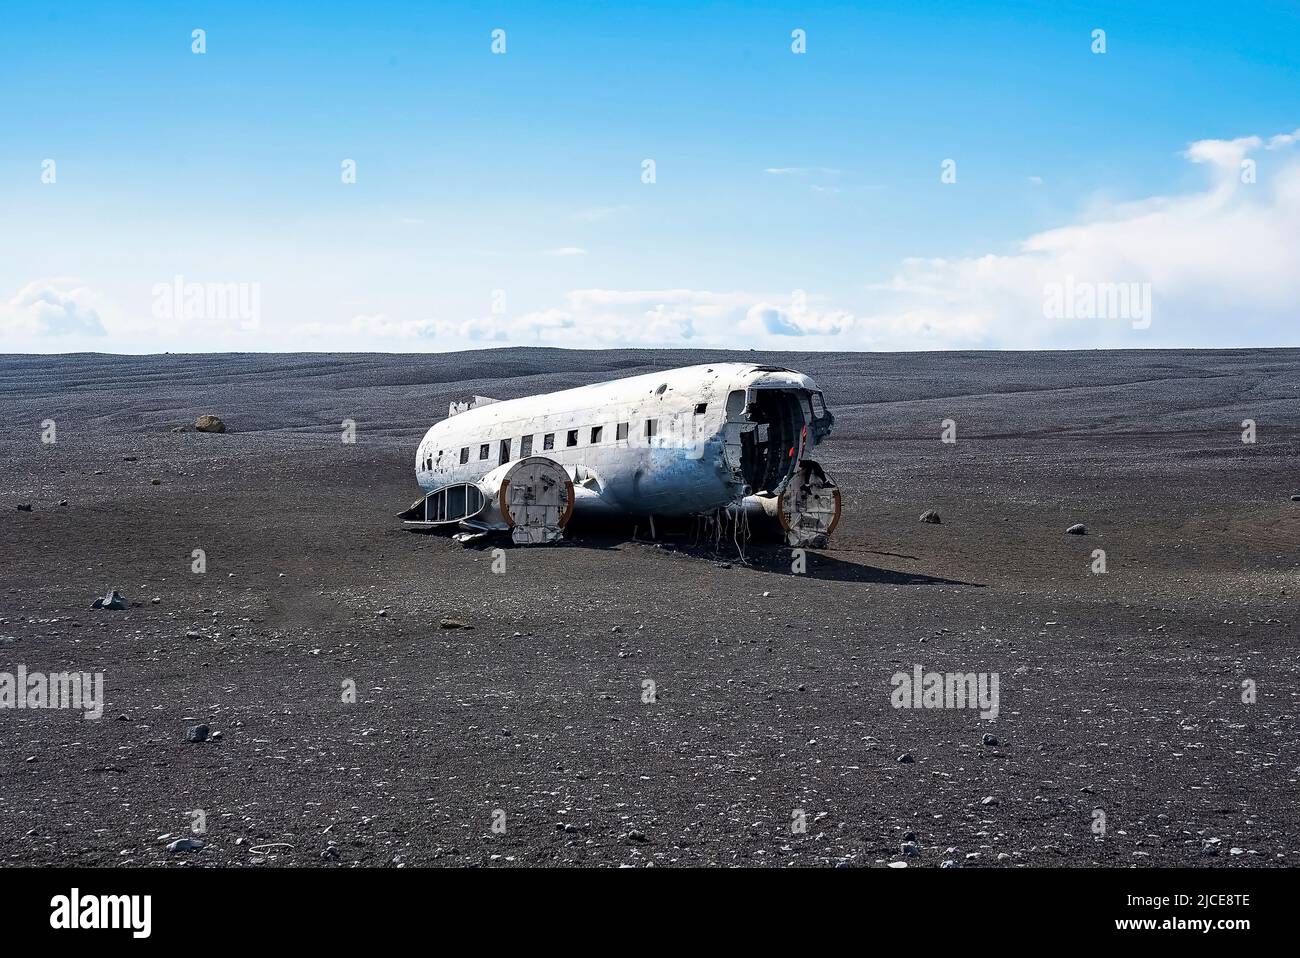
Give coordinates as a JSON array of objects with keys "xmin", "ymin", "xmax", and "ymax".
[{"xmin": 397, "ymin": 363, "xmax": 840, "ymax": 547}]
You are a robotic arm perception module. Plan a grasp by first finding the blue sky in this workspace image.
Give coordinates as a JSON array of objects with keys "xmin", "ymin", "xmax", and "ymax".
[{"xmin": 2, "ymin": 1, "xmax": 1298, "ymax": 351}]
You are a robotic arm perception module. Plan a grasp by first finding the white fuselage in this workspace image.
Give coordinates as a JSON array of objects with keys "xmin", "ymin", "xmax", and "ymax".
[{"xmin": 414, "ymin": 362, "xmax": 833, "ymax": 516}]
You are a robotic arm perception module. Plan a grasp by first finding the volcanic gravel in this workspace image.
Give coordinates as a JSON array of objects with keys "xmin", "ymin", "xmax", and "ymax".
[{"xmin": 1, "ymin": 347, "xmax": 1298, "ymax": 868}]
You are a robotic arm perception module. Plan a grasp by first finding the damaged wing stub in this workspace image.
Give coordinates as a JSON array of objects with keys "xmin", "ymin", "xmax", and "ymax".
[
  {"xmin": 399, "ymin": 456, "xmax": 574, "ymax": 545},
  {"xmin": 402, "ymin": 362, "xmax": 840, "ymax": 548}
]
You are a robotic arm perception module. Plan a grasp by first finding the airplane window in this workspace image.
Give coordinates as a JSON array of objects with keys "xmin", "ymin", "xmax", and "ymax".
[
  {"xmin": 694, "ymin": 402, "xmax": 708, "ymax": 414},
  {"xmin": 479, "ymin": 443, "xmax": 490, "ymax": 460},
  {"xmin": 543, "ymin": 433, "xmax": 554, "ymax": 450},
  {"xmin": 590, "ymin": 426, "xmax": 602, "ymax": 443},
  {"xmin": 616, "ymin": 422, "xmax": 628, "ymax": 440},
  {"xmin": 645, "ymin": 419, "xmax": 658, "ymax": 438},
  {"xmin": 566, "ymin": 429, "xmax": 579, "ymax": 447},
  {"xmin": 520, "ymin": 435, "xmax": 533, "ymax": 457},
  {"xmin": 499, "ymin": 439, "xmax": 511, "ymax": 464},
  {"xmin": 811, "ymin": 392, "xmax": 827, "ymax": 417},
  {"xmin": 460, "ymin": 447, "xmax": 469, "ymax": 464}
]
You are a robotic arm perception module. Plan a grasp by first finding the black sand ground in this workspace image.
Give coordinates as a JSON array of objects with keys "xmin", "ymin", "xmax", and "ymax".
[{"xmin": 1, "ymin": 348, "xmax": 1297, "ymax": 867}]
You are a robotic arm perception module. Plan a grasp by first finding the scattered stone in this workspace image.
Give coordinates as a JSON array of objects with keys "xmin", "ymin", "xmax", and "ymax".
[
  {"xmin": 901, "ymin": 841, "xmax": 920, "ymax": 857},
  {"xmin": 887, "ymin": 861, "xmax": 908, "ymax": 868},
  {"xmin": 92, "ymin": 590, "xmax": 128, "ymax": 610},
  {"xmin": 439, "ymin": 617, "xmax": 473, "ymax": 630},
  {"xmin": 919, "ymin": 510, "xmax": 941, "ymax": 524},
  {"xmin": 321, "ymin": 847, "xmax": 340, "ymax": 861},
  {"xmin": 896, "ymin": 752, "xmax": 915, "ymax": 764},
  {"xmin": 940, "ymin": 859, "xmax": 959, "ymax": 868},
  {"xmin": 195, "ymin": 414, "xmax": 226, "ymax": 434},
  {"xmin": 185, "ymin": 630, "xmax": 202, "ymax": 639},
  {"xmin": 58, "ymin": 499, "xmax": 68, "ymax": 507},
  {"xmin": 1291, "ymin": 495, "xmax": 1300, "ymax": 502},
  {"xmin": 1066, "ymin": 523, "xmax": 1087, "ymax": 535},
  {"xmin": 17, "ymin": 504, "xmax": 32, "ymax": 512},
  {"xmin": 151, "ymin": 597, "xmax": 161, "ymax": 605},
  {"xmin": 166, "ymin": 838, "xmax": 204, "ymax": 853},
  {"xmin": 376, "ymin": 609, "xmax": 388, "ymax": 617},
  {"xmin": 996, "ymin": 852, "xmax": 1011, "ymax": 862},
  {"xmin": 211, "ymin": 730, "xmax": 223, "ymax": 741},
  {"xmin": 151, "ymin": 478, "xmax": 162, "ymax": 485},
  {"xmin": 171, "ymin": 426, "xmax": 187, "ymax": 433},
  {"xmin": 982, "ymin": 733, "xmax": 999, "ymax": 746},
  {"xmin": 980, "ymin": 796, "xmax": 999, "ymax": 806},
  {"xmin": 624, "ymin": 829, "xmax": 649, "ymax": 844},
  {"xmin": 185, "ymin": 724, "xmax": 210, "ymax": 743}
]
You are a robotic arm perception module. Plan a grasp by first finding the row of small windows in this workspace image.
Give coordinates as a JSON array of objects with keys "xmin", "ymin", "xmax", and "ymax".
[{"xmin": 422, "ymin": 405, "xmax": 709, "ymax": 473}]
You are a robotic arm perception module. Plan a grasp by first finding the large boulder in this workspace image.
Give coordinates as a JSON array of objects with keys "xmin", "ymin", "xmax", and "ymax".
[{"xmin": 195, "ymin": 414, "xmax": 226, "ymax": 434}]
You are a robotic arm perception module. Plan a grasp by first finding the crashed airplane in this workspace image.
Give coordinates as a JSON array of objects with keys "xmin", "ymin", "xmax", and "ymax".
[{"xmin": 398, "ymin": 363, "xmax": 840, "ymax": 546}]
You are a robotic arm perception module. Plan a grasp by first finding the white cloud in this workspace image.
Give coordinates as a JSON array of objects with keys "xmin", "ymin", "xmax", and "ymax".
[
  {"xmin": 860, "ymin": 128, "xmax": 1300, "ymax": 348},
  {"xmin": 291, "ymin": 313, "xmax": 442, "ymax": 342},
  {"xmin": 8, "ymin": 130, "xmax": 1293, "ymax": 354},
  {"xmin": 0, "ymin": 279, "xmax": 107, "ymax": 338},
  {"xmin": 1266, "ymin": 128, "xmax": 1300, "ymax": 150},
  {"xmin": 421, "ymin": 289, "xmax": 856, "ymax": 348}
]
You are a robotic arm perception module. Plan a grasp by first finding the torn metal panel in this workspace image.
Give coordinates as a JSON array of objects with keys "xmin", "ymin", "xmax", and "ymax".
[{"xmin": 448, "ymin": 395, "xmax": 500, "ymax": 417}]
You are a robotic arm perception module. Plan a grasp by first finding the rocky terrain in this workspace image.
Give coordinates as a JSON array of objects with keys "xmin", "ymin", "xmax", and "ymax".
[{"xmin": 1, "ymin": 347, "xmax": 1297, "ymax": 867}]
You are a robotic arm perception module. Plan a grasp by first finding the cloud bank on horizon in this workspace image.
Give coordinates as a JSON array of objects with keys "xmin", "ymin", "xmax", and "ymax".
[
  {"xmin": 7, "ymin": 128, "xmax": 1297, "ymax": 353},
  {"xmin": 2, "ymin": 4, "xmax": 1297, "ymax": 354}
]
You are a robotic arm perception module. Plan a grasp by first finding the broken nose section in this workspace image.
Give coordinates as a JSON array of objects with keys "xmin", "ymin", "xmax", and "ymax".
[{"xmin": 740, "ymin": 459, "xmax": 842, "ymax": 548}]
